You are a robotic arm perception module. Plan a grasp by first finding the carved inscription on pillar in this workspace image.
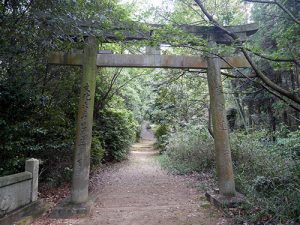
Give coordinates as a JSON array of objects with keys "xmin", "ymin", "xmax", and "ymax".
[
  {"xmin": 78, "ymin": 83, "xmax": 91, "ymax": 149},
  {"xmin": 71, "ymin": 36, "xmax": 96, "ymax": 203}
]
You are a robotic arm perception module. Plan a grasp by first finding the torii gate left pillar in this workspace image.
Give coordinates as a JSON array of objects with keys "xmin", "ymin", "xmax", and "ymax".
[
  {"xmin": 50, "ymin": 36, "xmax": 97, "ymax": 218},
  {"xmin": 71, "ymin": 36, "xmax": 97, "ymax": 204}
]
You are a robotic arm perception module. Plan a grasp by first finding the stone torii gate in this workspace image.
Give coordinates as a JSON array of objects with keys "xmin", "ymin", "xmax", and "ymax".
[{"xmin": 48, "ymin": 23, "xmax": 257, "ymax": 216}]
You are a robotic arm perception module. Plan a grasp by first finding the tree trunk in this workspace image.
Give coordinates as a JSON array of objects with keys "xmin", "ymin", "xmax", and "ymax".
[{"xmin": 248, "ymin": 100, "xmax": 254, "ymax": 127}]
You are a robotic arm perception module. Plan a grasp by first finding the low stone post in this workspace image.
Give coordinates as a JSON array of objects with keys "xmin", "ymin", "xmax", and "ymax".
[
  {"xmin": 25, "ymin": 158, "xmax": 39, "ymax": 202},
  {"xmin": 206, "ymin": 36, "xmax": 236, "ymax": 196},
  {"xmin": 71, "ymin": 36, "xmax": 97, "ymax": 204}
]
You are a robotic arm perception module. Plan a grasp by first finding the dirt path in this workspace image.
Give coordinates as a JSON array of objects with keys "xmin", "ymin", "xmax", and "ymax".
[{"xmin": 33, "ymin": 128, "xmax": 228, "ymax": 225}]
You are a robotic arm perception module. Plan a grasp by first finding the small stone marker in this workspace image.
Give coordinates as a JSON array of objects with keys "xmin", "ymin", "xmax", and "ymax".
[{"xmin": 25, "ymin": 158, "xmax": 39, "ymax": 202}]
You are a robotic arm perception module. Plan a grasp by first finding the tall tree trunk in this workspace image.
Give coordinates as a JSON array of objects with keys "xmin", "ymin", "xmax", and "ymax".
[{"xmin": 248, "ymin": 100, "xmax": 254, "ymax": 127}]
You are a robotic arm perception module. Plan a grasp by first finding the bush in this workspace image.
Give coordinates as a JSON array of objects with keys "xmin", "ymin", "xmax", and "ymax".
[
  {"xmin": 159, "ymin": 124, "xmax": 300, "ymax": 224},
  {"xmin": 91, "ymin": 132, "xmax": 105, "ymax": 168},
  {"xmin": 230, "ymin": 130, "xmax": 300, "ymax": 224},
  {"xmin": 96, "ymin": 108, "xmax": 137, "ymax": 162},
  {"xmin": 154, "ymin": 124, "xmax": 169, "ymax": 152},
  {"xmin": 160, "ymin": 125, "xmax": 215, "ymax": 174},
  {"xmin": 0, "ymin": 76, "xmax": 78, "ymax": 179}
]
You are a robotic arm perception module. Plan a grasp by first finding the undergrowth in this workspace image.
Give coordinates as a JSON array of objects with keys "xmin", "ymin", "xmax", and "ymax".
[
  {"xmin": 158, "ymin": 124, "xmax": 300, "ymax": 224},
  {"xmin": 158, "ymin": 125, "xmax": 215, "ymax": 174}
]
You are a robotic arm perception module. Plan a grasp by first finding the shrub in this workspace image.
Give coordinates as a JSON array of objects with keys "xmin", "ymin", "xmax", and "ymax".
[
  {"xmin": 230, "ymin": 131, "xmax": 300, "ymax": 224},
  {"xmin": 160, "ymin": 125, "xmax": 215, "ymax": 174},
  {"xmin": 0, "ymin": 77, "xmax": 78, "ymax": 178},
  {"xmin": 154, "ymin": 124, "xmax": 169, "ymax": 152},
  {"xmin": 96, "ymin": 108, "xmax": 137, "ymax": 162},
  {"xmin": 91, "ymin": 132, "xmax": 105, "ymax": 168},
  {"xmin": 159, "ymin": 124, "xmax": 300, "ymax": 224}
]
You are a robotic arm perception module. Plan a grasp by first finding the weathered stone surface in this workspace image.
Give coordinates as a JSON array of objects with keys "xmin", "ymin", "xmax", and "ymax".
[
  {"xmin": 0, "ymin": 178, "xmax": 32, "ymax": 216},
  {"xmin": 206, "ymin": 36, "xmax": 236, "ymax": 196},
  {"xmin": 0, "ymin": 158, "xmax": 40, "ymax": 217},
  {"xmin": 25, "ymin": 158, "xmax": 39, "ymax": 202},
  {"xmin": 205, "ymin": 190, "xmax": 245, "ymax": 208},
  {"xmin": 96, "ymin": 54, "xmax": 250, "ymax": 69},
  {"xmin": 48, "ymin": 52, "xmax": 251, "ymax": 69},
  {"xmin": 0, "ymin": 200, "xmax": 46, "ymax": 225},
  {"xmin": 50, "ymin": 198, "xmax": 93, "ymax": 219},
  {"xmin": 71, "ymin": 36, "xmax": 97, "ymax": 204},
  {"xmin": 85, "ymin": 22, "xmax": 258, "ymax": 44},
  {"xmin": 0, "ymin": 172, "xmax": 32, "ymax": 188},
  {"xmin": 48, "ymin": 52, "xmax": 83, "ymax": 66}
]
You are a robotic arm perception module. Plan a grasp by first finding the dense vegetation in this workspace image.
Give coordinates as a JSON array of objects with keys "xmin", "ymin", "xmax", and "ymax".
[
  {"xmin": 149, "ymin": 1, "xmax": 300, "ymax": 224},
  {"xmin": 0, "ymin": 1, "xmax": 147, "ymax": 184},
  {"xmin": 0, "ymin": 0, "xmax": 299, "ymax": 224}
]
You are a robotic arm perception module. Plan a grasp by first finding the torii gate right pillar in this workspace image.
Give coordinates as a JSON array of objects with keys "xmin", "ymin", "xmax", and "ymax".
[{"xmin": 206, "ymin": 36, "xmax": 236, "ymax": 196}]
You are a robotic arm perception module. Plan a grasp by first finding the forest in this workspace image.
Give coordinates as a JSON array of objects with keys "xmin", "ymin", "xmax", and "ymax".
[{"xmin": 0, "ymin": 0, "xmax": 299, "ymax": 224}]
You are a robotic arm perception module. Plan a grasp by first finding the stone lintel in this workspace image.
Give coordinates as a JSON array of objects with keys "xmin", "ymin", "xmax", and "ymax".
[
  {"xmin": 167, "ymin": 23, "xmax": 258, "ymax": 44},
  {"xmin": 225, "ymin": 23, "xmax": 258, "ymax": 36},
  {"xmin": 82, "ymin": 23, "xmax": 258, "ymax": 44},
  {"xmin": 48, "ymin": 52, "xmax": 251, "ymax": 69},
  {"xmin": 205, "ymin": 190, "xmax": 245, "ymax": 209}
]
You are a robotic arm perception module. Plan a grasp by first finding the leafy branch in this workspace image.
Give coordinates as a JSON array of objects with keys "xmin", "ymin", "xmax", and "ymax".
[
  {"xmin": 243, "ymin": 0, "xmax": 300, "ymax": 25},
  {"xmin": 245, "ymin": 48, "xmax": 300, "ymax": 67},
  {"xmin": 193, "ymin": 0, "xmax": 300, "ymax": 107}
]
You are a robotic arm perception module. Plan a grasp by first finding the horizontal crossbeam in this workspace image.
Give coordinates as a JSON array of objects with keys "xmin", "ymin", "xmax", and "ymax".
[
  {"xmin": 48, "ymin": 52, "xmax": 251, "ymax": 69},
  {"xmin": 82, "ymin": 23, "xmax": 258, "ymax": 44}
]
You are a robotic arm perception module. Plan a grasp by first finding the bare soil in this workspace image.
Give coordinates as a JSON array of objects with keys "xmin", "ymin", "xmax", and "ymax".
[{"xmin": 32, "ymin": 128, "xmax": 229, "ymax": 225}]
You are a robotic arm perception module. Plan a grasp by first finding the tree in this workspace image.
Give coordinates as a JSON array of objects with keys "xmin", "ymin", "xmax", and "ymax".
[
  {"xmin": 0, "ymin": 0, "xmax": 139, "ymax": 180},
  {"xmin": 193, "ymin": 0, "xmax": 300, "ymax": 111}
]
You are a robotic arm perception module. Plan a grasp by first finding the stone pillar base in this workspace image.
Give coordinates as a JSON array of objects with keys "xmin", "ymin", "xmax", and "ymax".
[
  {"xmin": 0, "ymin": 200, "xmax": 47, "ymax": 225},
  {"xmin": 50, "ymin": 198, "xmax": 93, "ymax": 219},
  {"xmin": 205, "ymin": 189, "xmax": 245, "ymax": 209}
]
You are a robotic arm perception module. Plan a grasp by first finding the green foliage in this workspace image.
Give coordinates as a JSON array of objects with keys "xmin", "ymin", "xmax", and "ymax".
[
  {"xmin": 0, "ymin": 67, "xmax": 80, "ymax": 178},
  {"xmin": 159, "ymin": 125, "xmax": 215, "ymax": 174},
  {"xmin": 0, "ymin": 0, "xmax": 140, "ymax": 184},
  {"xmin": 159, "ymin": 123, "xmax": 300, "ymax": 224},
  {"xmin": 275, "ymin": 127, "xmax": 300, "ymax": 158},
  {"xmin": 251, "ymin": 1, "xmax": 299, "ymax": 62},
  {"xmin": 230, "ymin": 130, "xmax": 300, "ymax": 224},
  {"xmin": 91, "ymin": 132, "xmax": 105, "ymax": 168},
  {"xmin": 149, "ymin": 69, "xmax": 209, "ymax": 127},
  {"xmin": 96, "ymin": 108, "xmax": 137, "ymax": 162},
  {"xmin": 154, "ymin": 124, "xmax": 169, "ymax": 152}
]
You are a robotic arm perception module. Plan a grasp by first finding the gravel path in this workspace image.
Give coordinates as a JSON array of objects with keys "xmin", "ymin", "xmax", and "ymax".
[{"xmin": 32, "ymin": 127, "xmax": 228, "ymax": 225}]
